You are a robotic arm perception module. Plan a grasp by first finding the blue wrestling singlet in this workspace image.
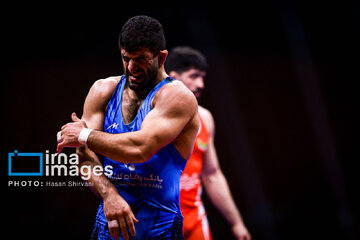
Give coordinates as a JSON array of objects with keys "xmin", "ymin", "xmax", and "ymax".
[{"xmin": 92, "ymin": 75, "xmax": 186, "ymax": 239}]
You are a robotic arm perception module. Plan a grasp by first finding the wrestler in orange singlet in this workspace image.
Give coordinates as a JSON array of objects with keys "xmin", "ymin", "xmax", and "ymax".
[{"xmin": 166, "ymin": 46, "xmax": 251, "ymax": 240}]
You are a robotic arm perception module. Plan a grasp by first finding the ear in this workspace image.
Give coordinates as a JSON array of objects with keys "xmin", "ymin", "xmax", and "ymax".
[
  {"xmin": 158, "ymin": 49, "xmax": 168, "ymax": 66},
  {"xmin": 169, "ymin": 71, "xmax": 180, "ymax": 79}
]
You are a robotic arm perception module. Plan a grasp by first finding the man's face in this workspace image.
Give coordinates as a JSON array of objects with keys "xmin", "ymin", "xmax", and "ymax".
[
  {"xmin": 172, "ymin": 68, "xmax": 206, "ymax": 100},
  {"xmin": 121, "ymin": 48, "xmax": 159, "ymax": 92}
]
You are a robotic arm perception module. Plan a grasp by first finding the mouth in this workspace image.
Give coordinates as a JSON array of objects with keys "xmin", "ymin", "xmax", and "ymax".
[
  {"xmin": 193, "ymin": 89, "xmax": 203, "ymax": 97},
  {"xmin": 128, "ymin": 73, "xmax": 144, "ymax": 83}
]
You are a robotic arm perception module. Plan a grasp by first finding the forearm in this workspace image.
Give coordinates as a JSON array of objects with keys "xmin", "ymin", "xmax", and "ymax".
[
  {"xmin": 77, "ymin": 145, "xmax": 118, "ymax": 200},
  {"xmin": 203, "ymin": 169, "xmax": 245, "ymax": 226},
  {"xmin": 87, "ymin": 129, "xmax": 151, "ymax": 164}
]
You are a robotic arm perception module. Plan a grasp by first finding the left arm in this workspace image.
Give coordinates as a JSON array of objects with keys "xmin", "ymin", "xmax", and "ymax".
[{"xmin": 201, "ymin": 110, "xmax": 251, "ymax": 240}]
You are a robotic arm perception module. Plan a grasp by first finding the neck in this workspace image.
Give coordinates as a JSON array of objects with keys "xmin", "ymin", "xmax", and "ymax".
[
  {"xmin": 127, "ymin": 69, "xmax": 168, "ymax": 99},
  {"xmin": 156, "ymin": 68, "xmax": 169, "ymax": 84}
]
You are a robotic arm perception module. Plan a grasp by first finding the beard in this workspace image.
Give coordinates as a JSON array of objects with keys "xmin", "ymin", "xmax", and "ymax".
[
  {"xmin": 125, "ymin": 63, "xmax": 159, "ymax": 92},
  {"xmin": 195, "ymin": 95, "xmax": 202, "ymax": 104},
  {"xmin": 192, "ymin": 88, "xmax": 203, "ymax": 104}
]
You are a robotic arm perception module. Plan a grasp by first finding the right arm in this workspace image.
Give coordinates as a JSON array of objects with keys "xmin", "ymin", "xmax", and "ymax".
[
  {"xmin": 200, "ymin": 108, "xmax": 251, "ymax": 240},
  {"xmin": 76, "ymin": 77, "xmax": 138, "ymax": 240},
  {"xmin": 77, "ymin": 78, "xmax": 116, "ymax": 199}
]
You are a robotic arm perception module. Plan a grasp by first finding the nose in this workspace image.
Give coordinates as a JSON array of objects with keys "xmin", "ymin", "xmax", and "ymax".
[
  {"xmin": 127, "ymin": 59, "xmax": 139, "ymax": 74},
  {"xmin": 195, "ymin": 77, "xmax": 204, "ymax": 89}
]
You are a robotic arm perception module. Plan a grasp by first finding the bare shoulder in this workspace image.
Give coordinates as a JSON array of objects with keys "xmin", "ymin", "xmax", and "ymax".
[
  {"xmin": 89, "ymin": 76, "xmax": 120, "ymax": 101},
  {"xmin": 154, "ymin": 80, "xmax": 198, "ymax": 115},
  {"xmin": 199, "ymin": 105, "xmax": 215, "ymax": 134},
  {"xmin": 157, "ymin": 80, "xmax": 196, "ymax": 100},
  {"xmin": 161, "ymin": 81, "xmax": 200, "ymax": 159},
  {"xmin": 83, "ymin": 76, "xmax": 120, "ymax": 116}
]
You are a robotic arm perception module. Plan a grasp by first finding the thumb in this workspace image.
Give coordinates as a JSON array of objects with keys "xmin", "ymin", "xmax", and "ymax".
[
  {"xmin": 57, "ymin": 142, "xmax": 65, "ymax": 153},
  {"xmin": 71, "ymin": 112, "xmax": 81, "ymax": 122}
]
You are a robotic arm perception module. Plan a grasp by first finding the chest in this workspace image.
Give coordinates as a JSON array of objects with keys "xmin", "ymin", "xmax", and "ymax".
[{"xmin": 121, "ymin": 90, "xmax": 145, "ymax": 125}]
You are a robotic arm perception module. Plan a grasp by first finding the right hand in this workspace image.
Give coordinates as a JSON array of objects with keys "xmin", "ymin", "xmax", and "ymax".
[{"xmin": 103, "ymin": 193, "xmax": 139, "ymax": 240}]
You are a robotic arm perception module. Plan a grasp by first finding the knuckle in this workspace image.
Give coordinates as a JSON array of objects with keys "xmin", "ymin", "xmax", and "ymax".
[
  {"xmin": 122, "ymin": 205, "xmax": 130, "ymax": 212},
  {"xmin": 115, "ymin": 210, "xmax": 123, "ymax": 216},
  {"xmin": 105, "ymin": 211, "xmax": 114, "ymax": 219}
]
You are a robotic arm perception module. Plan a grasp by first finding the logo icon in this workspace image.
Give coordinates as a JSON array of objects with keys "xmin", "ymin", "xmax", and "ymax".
[
  {"xmin": 106, "ymin": 122, "xmax": 119, "ymax": 130},
  {"xmin": 8, "ymin": 150, "xmax": 43, "ymax": 176}
]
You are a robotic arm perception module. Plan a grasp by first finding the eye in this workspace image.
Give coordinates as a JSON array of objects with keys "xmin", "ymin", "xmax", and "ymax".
[
  {"xmin": 134, "ymin": 57, "xmax": 143, "ymax": 63},
  {"xmin": 136, "ymin": 56, "xmax": 148, "ymax": 63},
  {"xmin": 189, "ymin": 73, "xmax": 199, "ymax": 79},
  {"xmin": 123, "ymin": 56, "xmax": 130, "ymax": 63}
]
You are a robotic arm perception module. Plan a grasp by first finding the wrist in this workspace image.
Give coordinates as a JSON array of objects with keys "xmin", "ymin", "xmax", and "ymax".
[
  {"xmin": 78, "ymin": 128, "xmax": 93, "ymax": 145},
  {"xmin": 231, "ymin": 221, "xmax": 247, "ymax": 232},
  {"xmin": 232, "ymin": 219, "xmax": 245, "ymax": 228},
  {"xmin": 102, "ymin": 186, "xmax": 120, "ymax": 201}
]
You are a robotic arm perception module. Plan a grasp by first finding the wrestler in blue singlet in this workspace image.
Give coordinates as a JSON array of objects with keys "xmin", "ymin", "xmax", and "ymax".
[{"xmin": 92, "ymin": 75, "xmax": 186, "ymax": 239}]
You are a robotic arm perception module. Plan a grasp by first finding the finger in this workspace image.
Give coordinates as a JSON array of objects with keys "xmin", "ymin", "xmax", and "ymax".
[
  {"xmin": 132, "ymin": 213, "xmax": 139, "ymax": 223},
  {"xmin": 57, "ymin": 131, "xmax": 63, "ymax": 143},
  {"xmin": 108, "ymin": 220, "xmax": 119, "ymax": 239},
  {"xmin": 61, "ymin": 123, "xmax": 69, "ymax": 130},
  {"xmin": 57, "ymin": 136, "xmax": 70, "ymax": 152},
  {"xmin": 118, "ymin": 217, "xmax": 129, "ymax": 240},
  {"xmin": 71, "ymin": 112, "xmax": 81, "ymax": 122},
  {"xmin": 125, "ymin": 214, "xmax": 136, "ymax": 237}
]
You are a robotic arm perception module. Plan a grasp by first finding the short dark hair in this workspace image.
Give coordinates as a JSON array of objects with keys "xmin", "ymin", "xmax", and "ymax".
[
  {"xmin": 119, "ymin": 15, "xmax": 166, "ymax": 55},
  {"xmin": 165, "ymin": 46, "xmax": 208, "ymax": 74}
]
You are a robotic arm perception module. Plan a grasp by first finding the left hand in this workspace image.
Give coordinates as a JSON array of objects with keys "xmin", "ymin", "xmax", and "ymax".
[
  {"xmin": 57, "ymin": 112, "xmax": 87, "ymax": 153},
  {"xmin": 232, "ymin": 222, "xmax": 251, "ymax": 240}
]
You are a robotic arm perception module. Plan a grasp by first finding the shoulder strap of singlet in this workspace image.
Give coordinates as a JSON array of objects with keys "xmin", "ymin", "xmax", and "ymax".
[
  {"xmin": 143, "ymin": 76, "xmax": 174, "ymax": 108},
  {"xmin": 149, "ymin": 76, "xmax": 174, "ymax": 95}
]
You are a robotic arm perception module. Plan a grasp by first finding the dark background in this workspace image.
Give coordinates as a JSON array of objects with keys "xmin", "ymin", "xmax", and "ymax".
[{"xmin": 2, "ymin": 1, "xmax": 359, "ymax": 239}]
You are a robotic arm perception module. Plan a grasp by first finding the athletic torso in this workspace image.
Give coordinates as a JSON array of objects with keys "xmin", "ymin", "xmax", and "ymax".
[{"xmin": 95, "ymin": 75, "xmax": 186, "ymax": 239}]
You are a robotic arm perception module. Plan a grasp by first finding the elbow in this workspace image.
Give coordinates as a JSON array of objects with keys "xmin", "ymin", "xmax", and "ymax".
[
  {"xmin": 76, "ymin": 147, "xmax": 85, "ymax": 159},
  {"xmin": 134, "ymin": 142, "xmax": 158, "ymax": 163},
  {"xmin": 115, "ymin": 145, "xmax": 152, "ymax": 164},
  {"xmin": 203, "ymin": 167, "xmax": 223, "ymax": 184},
  {"xmin": 128, "ymin": 134, "xmax": 156, "ymax": 163},
  {"xmin": 131, "ymin": 147, "xmax": 149, "ymax": 163},
  {"xmin": 109, "ymin": 133, "xmax": 156, "ymax": 163},
  {"xmin": 76, "ymin": 146, "xmax": 96, "ymax": 165}
]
